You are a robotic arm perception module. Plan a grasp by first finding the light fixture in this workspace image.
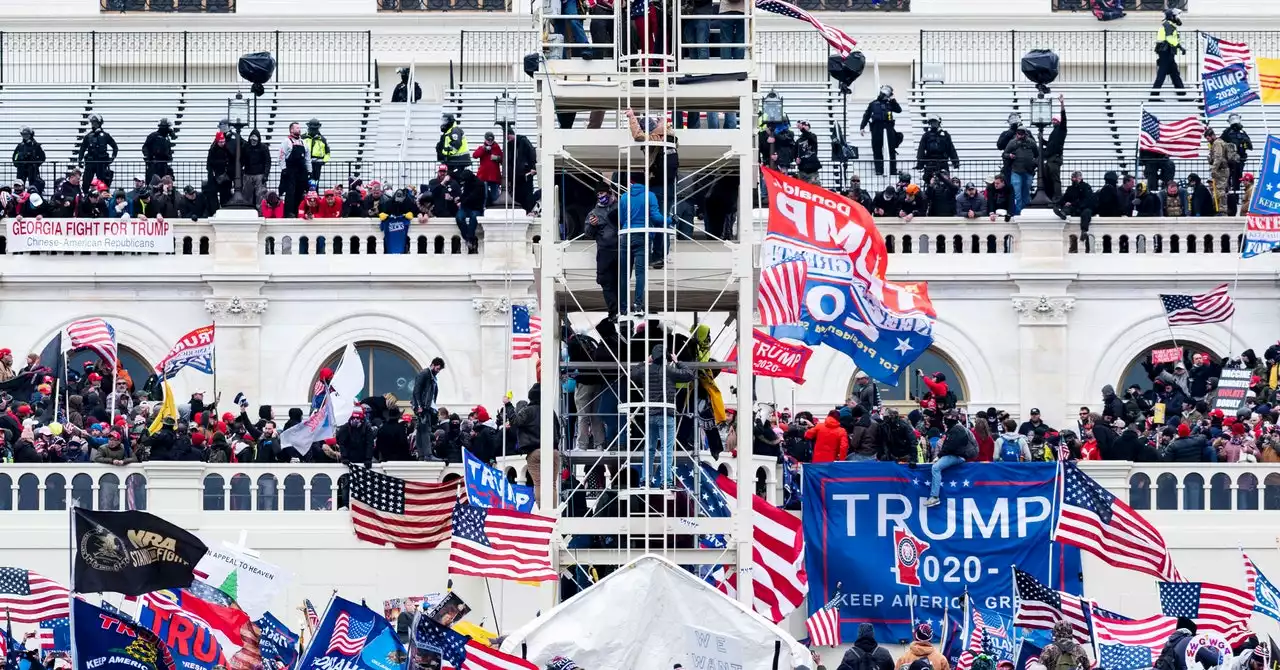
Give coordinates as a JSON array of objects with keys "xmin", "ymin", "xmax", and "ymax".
[
  {"xmin": 227, "ymin": 93, "xmax": 250, "ymax": 128},
  {"xmin": 494, "ymin": 90, "xmax": 518, "ymax": 128},
  {"xmin": 761, "ymin": 90, "xmax": 784, "ymax": 124}
]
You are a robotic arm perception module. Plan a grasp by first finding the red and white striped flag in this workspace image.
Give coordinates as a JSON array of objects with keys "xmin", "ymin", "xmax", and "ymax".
[
  {"xmin": 0, "ymin": 568, "xmax": 71, "ymax": 623},
  {"xmin": 1244, "ymin": 550, "xmax": 1258, "ymax": 594},
  {"xmin": 347, "ymin": 465, "xmax": 457, "ymax": 549},
  {"xmin": 1013, "ymin": 569, "xmax": 1092, "ymax": 644},
  {"xmin": 1159, "ymin": 580, "xmax": 1254, "ymax": 645},
  {"xmin": 448, "ymin": 500, "xmax": 557, "ymax": 582},
  {"xmin": 66, "ymin": 318, "xmax": 118, "ymax": 372},
  {"xmin": 755, "ymin": 0, "xmax": 857, "ymax": 57},
  {"xmin": 511, "ymin": 304, "xmax": 541, "ymax": 360},
  {"xmin": 1139, "ymin": 111, "xmax": 1204, "ymax": 159},
  {"xmin": 325, "ymin": 611, "xmax": 373, "ymax": 656},
  {"xmin": 757, "ymin": 259, "xmax": 808, "ymax": 326},
  {"xmin": 805, "ymin": 589, "xmax": 842, "ymax": 647},
  {"xmin": 712, "ymin": 473, "xmax": 807, "ymax": 623},
  {"xmin": 1160, "ymin": 284, "xmax": 1236, "ymax": 326},
  {"xmin": 1203, "ymin": 34, "xmax": 1252, "ymax": 73},
  {"xmin": 955, "ymin": 608, "xmax": 987, "ymax": 670},
  {"xmin": 1091, "ymin": 605, "xmax": 1178, "ymax": 668}
]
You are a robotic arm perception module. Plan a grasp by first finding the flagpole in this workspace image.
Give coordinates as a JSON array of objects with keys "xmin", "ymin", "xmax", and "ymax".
[
  {"xmin": 67, "ymin": 505, "xmax": 77, "ymax": 670},
  {"xmin": 483, "ymin": 578, "xmax": 502, "ymax": 636},
  {"xmin": 907, "ymin": 584, "xmax": 915, "ymax": 631},
  {"xmin": 296, "ymin": 592, "xmax": 338, "ymax": 666},
  {"xmin": 62, "ymin": 354, "xmax": 70, "ymax": 425}
]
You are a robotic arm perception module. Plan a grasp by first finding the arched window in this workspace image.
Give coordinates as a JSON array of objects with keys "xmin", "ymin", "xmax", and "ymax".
[
  {"xmin": 1117, "ymin": 340, "xmax": 1214, "ymax": 393},
  {"xmin": 313, "ymin": 342, "xmax": 420, "ymax": 400},
  {"xmin": 847, "ymin": 347, "xmax": 967, "ymax": 405},
  {"xmin": 67, "ymin": 345, "xmax": 152, "ymax": 394}
]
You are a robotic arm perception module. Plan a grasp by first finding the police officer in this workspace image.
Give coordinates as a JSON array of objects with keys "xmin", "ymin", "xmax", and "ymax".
[
  {"xmin": 997, "ymin": 112, "xmax": 1022, "ymax": 179},
  {"xmin": 142, "ymin": 118, "xmax": 176, "ymax": 185},
  {"xmin": 436, "ymin": 113, "xmax": 471, "ymax": 170},
  {"xmin": 860, "ymin": 85, "xmax": 902, "ymax": 176},
  {"xmin": 302, "ymin": 118, "xmax": 330, "ymax": 184},
  {"xmin": 77, "ymin": 114, "xmax": 119, "ymax": 195},
  {"xmin": 391, "ymin": 67, "xmax": 422, "ymax": 103},
  {"xmin": 1151, "ymin": 8, "xmax": 1186, "ymax": 99},
  {"xmin": 915, "ymin": 115, "xmax": 959, "ymax": 185},
  {"xmin": 1221, "ymin": 112, "xmax": 1253, "ymax": 213},
  {"xmin": 12, "ymin": 126, "xmax": 45, "ymax": 193}
]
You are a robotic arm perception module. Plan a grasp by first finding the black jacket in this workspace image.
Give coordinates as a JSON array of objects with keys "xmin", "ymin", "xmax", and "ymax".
[
  {"xmin": 376, "ymin": 422, "xmax": 413, "ymax": 461},
  {"xmin": 927, "ymin": 181, "xmax": 958, "ymax": 217},
  {"xmin": 457, "ymin": 171, "xmax": 486, "ymax": 211},
  {"xmin": 243, "ymin": 136, "xmax": 271, "ymax": 176},
  {"xmin": 177, "ymin": 193, "xmax": 210, "ymax": 220},
  {"xmin": 1104, "ymin": 429, "xmax": 1143, "ymax": 461},
  {"xmin": 75, "ymin": 196, "xmax": 109, "ymax": 218},
  {"xmin": 1096, "ymin": 183, "xmax": 1135, "ymax": 217},
  {"xmin": 861, "ymin": 96, "xmax": 901, "ymax": 129},
  {"xmin": 79, "ymin": 129, "xmax": 119, "ymax": 163},
  {"xmin": 143, "ymin": 130, "xmax": 175, "ymax": 163},
  {"xmin": 207, "ymin": 143, "xmax": 233, "ymax": 178},
  {"xmin": 13, "ymin": 139, "xmax": 45, "ymax": 166},
  {"xmin": 508, "ymin": 383, "xmax": 559, "ymax": 455},
  {"xmin": 1164, "ymin": 435, "xmax": 1208, "ymax": 462},
  {"xmin": 1044, "ymin": 108, "xmax": 1068, "ymax": 158},
  {"xmin": 838, "ymin": 624, "xmax": 895, "ymax": 670},
  {"xmin": 412, "ymin": 368, "xmax": 439, "ymax": 415},
  {"xmin": 1059, "ymin": 180, "xmax": 1096, "ymax": 210},
  {"xmin": 1188, "ymin": 183, "xmax": 1216, "ymax": 216},
  {"xmin": 916, "ymin": 128, "xmax": 959, "ymax": 166},
  {"xmin": 469, "ymin": 423, "xmax": 502, "ymax": 464},
  {"xmin": 796, "ymin": 128, "xmax": 821, "ymax": 173},
  {"xmin": 505, "ymin": 135, "xmax": 537, "ymax": 176},
  {"xmin": 337, "ymin": 421, "xmax": 376, "ymax": 465},
  {"xmin": 939, "ymin": 423, "xmax": 971, "ymax": 458},
  {"xmin": 871, "ymin": 191, "xmax": 901, "ymax": 216},
  {"xmin": 986, "ymin": 182, "xmax": 1015, "ymax": 213}
]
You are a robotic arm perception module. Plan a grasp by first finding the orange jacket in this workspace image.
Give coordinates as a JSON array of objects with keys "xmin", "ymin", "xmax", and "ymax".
[{"xmin": 805, "ymin": 415, "xmax": 849, "ymax": 462}]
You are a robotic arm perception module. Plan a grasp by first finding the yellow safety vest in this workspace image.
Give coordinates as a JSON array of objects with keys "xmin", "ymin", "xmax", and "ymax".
[
  {"xmin": 1158, "ymin": 24, "xmax": 1180, "ymax": 49},
  {"xmin": 302, "ymin": 136, "xmax": 330, "ymax": 163},
  {"xmin": 441, "ymin": 123, "xmax": 469, "ymax": 158}
]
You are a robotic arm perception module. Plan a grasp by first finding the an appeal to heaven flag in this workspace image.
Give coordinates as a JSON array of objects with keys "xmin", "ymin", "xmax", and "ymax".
[{"xmin": 73, "ymin": 508, "xmax": 209, "ymax": 596}]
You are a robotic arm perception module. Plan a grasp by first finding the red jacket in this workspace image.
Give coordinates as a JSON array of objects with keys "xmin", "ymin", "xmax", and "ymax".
[
  {"xmin": 472, "ymin": 142, "xmax": 504, "ymax": 183},
  {"xmin": 298, "ymin": 198, "xmax": 321, "ymax": 219},
  {"xmin": 805, "ymin": 416, "xmax": 849, "ymax": 463},
  {"xmin": 260, "ymin": 199, "xmax": 284, "ymax": 218},
  {"xmin": 922, "ymin": 376, "xmax": 949, "ymax": 399},
  {"xmin": 316, "ymin": 196, "xmax": 344, "ymax": 218}
]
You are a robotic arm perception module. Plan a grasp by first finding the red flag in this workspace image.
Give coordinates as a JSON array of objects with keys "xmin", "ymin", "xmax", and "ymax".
[
  {"xmin": 892, "ymin": 527, "xmax": 930, "ymax": 588},
  {"xmin": 725, "ymin": 330, "xmax": 813, "ymax": 383}
]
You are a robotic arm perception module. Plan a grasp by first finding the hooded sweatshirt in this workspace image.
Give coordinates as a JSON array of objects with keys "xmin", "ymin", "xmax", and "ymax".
[
  {"xmin": 896, "ymin": 641, "xmax": 950, "ymax": 670},
  {"xmin": 805, "ymin": 415, "xmax": 849, "ymax": 463},
  {"xmin": 838, "ymin": 624, "xmax": 895, "ymax": 670}
]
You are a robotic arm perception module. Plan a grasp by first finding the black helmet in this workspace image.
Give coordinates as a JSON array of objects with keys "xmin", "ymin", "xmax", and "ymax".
[
  {"xmin": 393, "ymin": 188, "xmax": 407, "ymax": 201},
  {"xmin": 158, "ymin": 117, "xmax": 171, "ymax": 128},
  {"xmin": 307, "ymin": 118, "xmax": 320, "ymax": 128},
  {"xmin": 1164, "ymin": 8, "xmax": 1182, "ymax": 24},
  {"xmin": 89, "ymin": 114, "xmax": 103, "ymax": 127},
  {"xmin": 138, "ymin": 186, "xmax": 153, "ymax": 199},
  {"xmin": 19, "ymin": 126, "xmax": 32, "ymax": 138}
]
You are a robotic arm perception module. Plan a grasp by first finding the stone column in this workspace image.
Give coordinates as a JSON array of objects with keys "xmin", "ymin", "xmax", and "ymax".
[
  {"xmin": 472, "ymin": 296, "xmax": 513, "ymax": 407},
  {"xmin": 1011, "ymin": 294, "xmax": 1075, "ymax": 431},
  {"xmin": 204, "ymin": 295, "xmax": 268, "ymax": 403}
]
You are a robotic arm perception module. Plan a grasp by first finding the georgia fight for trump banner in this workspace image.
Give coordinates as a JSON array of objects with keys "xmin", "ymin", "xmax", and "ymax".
[
  {"xmin": 802, "ymin": 462, "xmax": 1068, "ymax": 642},
  {"xmin": 759, "ymin": 168, "xmax": 935, "ymax": 386}
]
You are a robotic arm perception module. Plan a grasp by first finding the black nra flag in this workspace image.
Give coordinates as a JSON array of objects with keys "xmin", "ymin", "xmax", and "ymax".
[{"xmin": 72, "ymin": 507, "xmax": 209, "ymax": 596}]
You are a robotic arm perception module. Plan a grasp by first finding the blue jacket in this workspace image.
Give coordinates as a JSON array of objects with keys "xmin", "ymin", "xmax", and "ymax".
[{"xmin": 617, "ymin": 184, "xmax": 666, "ymax": 231}]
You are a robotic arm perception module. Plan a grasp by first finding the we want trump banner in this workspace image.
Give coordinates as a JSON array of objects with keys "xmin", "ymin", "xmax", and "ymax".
[{"xmin": 758, "ymin": 168, "xmax": 935, "ymax": 386}]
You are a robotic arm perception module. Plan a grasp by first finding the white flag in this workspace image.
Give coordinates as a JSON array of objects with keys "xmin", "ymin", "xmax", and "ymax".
[
  {"xmin": 279, "ymin": 393, "xmax": 335, "ymax": 456},
  {"xmin": 194, "ymin": 541, "xmax": 294, "ymax": 620},
  {"xmin": 329, "ymin": 343, "xmax": 366, "ymax": 424}
]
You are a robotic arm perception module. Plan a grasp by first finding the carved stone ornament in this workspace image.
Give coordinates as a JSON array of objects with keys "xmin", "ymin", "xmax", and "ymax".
[
  {"xmin": 205, "ymin": 296, "xmax": 268, "ymax": 322},
  {"xmin": 472, "ymin": 296, "xmax": 511, "ymax": 317},
  {"xmin": 1011, "ymin": 295, "xmax": 1075, "ymax": 322}
]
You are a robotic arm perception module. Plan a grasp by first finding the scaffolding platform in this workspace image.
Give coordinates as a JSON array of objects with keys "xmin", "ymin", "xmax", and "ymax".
[
  {"xmin": 548, "ymin": 128, "xmax": 747, "ymax": 164},
  {"xmin": 536, "ymin": 75, "xmax": 753, "ymax": 114}
]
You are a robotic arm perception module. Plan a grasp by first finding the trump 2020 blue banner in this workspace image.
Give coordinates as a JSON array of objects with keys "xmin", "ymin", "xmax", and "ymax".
[
  {"xmin": 1251, "ymin": 135, "xmax": 1280, "ymax": 216},
  {"xmin": 1204, "ymin": 64, "xmax": 1259, "ymax": 117},
  {"xmin": 463, "ymin": 448, "xmax": 534, "ymax": 512},
  {"xmin": 802, "ymin": 462, "xmax": 1061, "ymax": 642},
  {"xmin": 256, "ymin": 612, "xmax": 300, "ymax": 668},
  {"xmin": 72, "ymin": 598, "xmax": 178, "ymax": 670}
]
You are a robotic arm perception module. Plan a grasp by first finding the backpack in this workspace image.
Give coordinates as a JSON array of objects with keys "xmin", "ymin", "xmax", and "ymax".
[
  {"xmin": 1052, "ymin": 649, "xmax": 1080, "ymax": 670},
  {"xmin": 997, "ymin": 436, "xmax": 1022, "ymax": 462},
  {"xmin": 1222, "ymin": 140, "xmax": 1240, "ymax": 165},
  {"xmin": 939, "ymin": 390, "xmax": 958, "ymax": 410}
]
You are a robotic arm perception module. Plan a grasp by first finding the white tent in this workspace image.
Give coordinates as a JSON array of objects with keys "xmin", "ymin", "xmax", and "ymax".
[{"xmin": 499, "ymin": 554, "xmax": 814, "ymax": 670}]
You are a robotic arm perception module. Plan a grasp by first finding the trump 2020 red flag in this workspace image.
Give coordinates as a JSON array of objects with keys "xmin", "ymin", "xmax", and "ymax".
[{"xmin": 724, "ymin": 330, "xmax": 814, "ymax": 383}]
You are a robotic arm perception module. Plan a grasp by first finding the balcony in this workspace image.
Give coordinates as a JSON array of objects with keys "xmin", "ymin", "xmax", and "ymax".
[
  {"xmin": 791, "ymin": 0, "xmax": 908, "ymax": 9},
  {"xmin": 1052, "ymin": 0, "xmax": 1185, "ymax": 10},
  {"xmin": 377, "ymin": 0, "xmax": 511, "ymax": 11}
]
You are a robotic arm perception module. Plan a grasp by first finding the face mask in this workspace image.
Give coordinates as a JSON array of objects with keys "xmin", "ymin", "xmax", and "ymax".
[
  {"xmin": 350, "ymin": 418, "xmax": 362, "ymax": 426},
  {"xmin": 597, "ymin": 195, "xmax": 610, "ymax": 206}
]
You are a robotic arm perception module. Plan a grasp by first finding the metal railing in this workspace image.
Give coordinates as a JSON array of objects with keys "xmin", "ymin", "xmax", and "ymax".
[
  {"xmin": 0, "ymin": 31, "xmax": 372, "ymax": 84},
  {"xmin": 6, "ymin": 160, "xmax": 446, "ymax": 194},
  {"xmin": 920, "ymin": 30, "xmax": 1280, "ymax": 85},
  {"xmin": 1052, "ymin": 0, "xmax": 1183, "ymax": 10},
  {"xmin": 459, "ymin": 30, "xmax": 540, "ymax": 83},
  {"xmin": 101, "ymin": 0, "xmax": 234, "ymax": 11}
]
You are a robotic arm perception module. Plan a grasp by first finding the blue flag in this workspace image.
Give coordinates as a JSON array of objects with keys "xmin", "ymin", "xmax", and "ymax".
[
  {"xmin": 1250, "ymin": 136, "xmax": 1280, "ymax": 216},
  {"xmin": 1203, "ymin": 63, "xmax": 1259, "ymax": 117},
  {"xmin": 970, "ymin": 607, "xmax": 1018, "ymax": 664},
  {"xmin": 99, "ymin": 600, "xmax": 135, "ymax": 624},
  {"xmin": 1014, "ymin": 640, "xmax": 1044, "ymax": 670},
  {"xmin": 296, "ymin": 596, "xmax": 402, "ymax": 670},
  {"xmin": 256, "ymin": 612, "xmax": 300, "ymax": 668},
  {"xmin": 1254, "ymin": 562, "xmax": 1280, "ymax": 623},
  {"xmin": 463, "ymin": 449, "xmax": 534, "ymax": 512},
  {"xmin": 71, "ymin": 599, "xmax": 177, "ymax": 670},
  {"xmin": 802, "ymin": 462, "xmax": 1063, "ymax": 642},
  {"xmin": 39, "ymin": 618, "xmax": 70, "ymax": 653}
]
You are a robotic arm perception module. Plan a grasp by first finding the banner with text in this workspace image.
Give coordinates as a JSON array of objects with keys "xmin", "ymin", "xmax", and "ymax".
[
  {"xmin": 1243, "ymin": 215, "xmax": 1280, "ymax": 258},
  {"xmin": 1204, "ymin": 64, "xmax": 1259, "ymax": 117},
  {"xmin": 1152, "ymin": 347, "xmax": 1184, "ymax": 365},
  {"xmin": 802, "ymin": 462, "xmax": 1062, "ymax": 642},
  {"xmin": 157, "ymin": 325, "xmax": 216, "ymax": 379},
  {"xmin": 8, "ymin": 216, "xmax": 173, "ymax": 253},
  {"xmin": 1213, "ymin": 368, "xmax": 1252, "ymax": 412},
  {"xmin": 463, "ymin": 448, "xmax": 535, "ymax": 512},
  {"xmin": 759, "ymin": 168, "xmax": 935, "ymax": 386},
  {"xmin": 724, "ymin": 330, "xmax": 815, "ymax": 383},
  {"xmin": 1250, "ymin": 136, "xmax": 1280, "ymax": 217}
]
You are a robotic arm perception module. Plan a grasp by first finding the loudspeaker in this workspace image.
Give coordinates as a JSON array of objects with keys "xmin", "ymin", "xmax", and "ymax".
[{"xmin": 827, "ymin": 51, "xmax": 866, "ymax": 94}]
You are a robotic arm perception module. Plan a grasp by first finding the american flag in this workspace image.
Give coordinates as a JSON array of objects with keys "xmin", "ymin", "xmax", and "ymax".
[
  {"xmin": 755, "ymin": 0, "xmax": 857, "ymax": 57},
  {"xmin": 347, "ymin": 465, "xmax": 457, "ymax": 549},
  {"xmin": 1204, "ymin": 35, "xmax": 1253, "ymax": 74},
  {"xmin": 448, "ymin": 500, "xmax": 557, "ymax": 582},
  {"xmin": 954, "ymin": 608, "xmax": 987, "ymax": 670},
  {"xmin": 412, "ymin": 611, "xmax": 537, "ymax": 670},
  {"xmin": 1053, "ymin": 462, "xmax": 1181, "ymax": 582},
  {"xmin": 38, "ymin": 617, "xmax": 70, "ymax": 652},
  {"xmin": 709, "ymin": 470, "xmax": 807, "ymax": 623},
  {"xmin": 1013, "ymin": 569, "xmax": 1092, "ymax": 644},
  {"xmin": 303, "ymin": 599, "xmax": 321, "ymax": 632},
  {"xmin": 511, "ymin": 304, "xmax": 541, "ymax": 360},
  {"xmin": 1159, "ymin": 580, "xmax": 1253, "ymax": 645},
  {"xmin": 325, "ymin": 611, "xmax": 373, "ymax": 656},
  {"xmin": 1160, "ymin": 284, "xmax": 1236, "ymax": 326},
  {"xmin": 1091, "ymin": 605, "xmax": 1178, "ymax": 670},
  {"xmin": 1138, "ymin": 111, "xmax": 1204, "ymax": 159},
  {"xmin": 0, "ymin": 568, "xmax": 70, "ymax": 624},
  {"xmin": 66, "ymin": 318, "xmax": 118, "ymax": 372},
  {"xmin": 757, "ymin": 259, "xmax": 808, "ymax": 326},
  {"xmin": 805, "ymin": 589, "xmax": 842, "ymax": 647}
]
